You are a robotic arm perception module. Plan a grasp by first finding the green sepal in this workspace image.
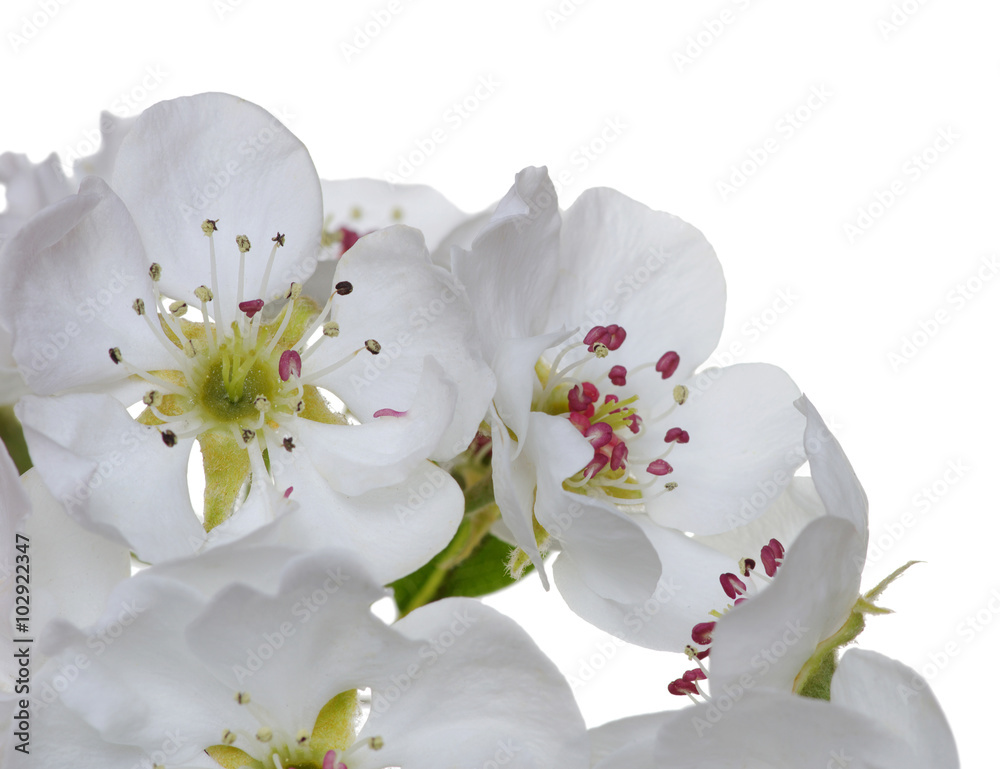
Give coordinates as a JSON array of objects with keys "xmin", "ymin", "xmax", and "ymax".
[
  {"xmin": 864, "ymin": 560, "xmax": 921, "ymax": 604},
  {"xmin": 796, "ymin": 649, "xmax": 838, "ymax": 700},
  {"xmin": 853, "ymin": 596, "xmax": 893, "ymax": 615},
  {"xmin": 0, "ymin": 405, "xmax": 31, "ymax": 474}
]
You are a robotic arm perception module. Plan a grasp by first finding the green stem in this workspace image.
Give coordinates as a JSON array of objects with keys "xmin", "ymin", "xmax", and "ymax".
[
  {"xmin": 0, "ymin": 405, "xmax": 32, "ymax": 474},
  {"xmin": 399, "ymin": 477, "xmax": 498, "ymax": 617}
]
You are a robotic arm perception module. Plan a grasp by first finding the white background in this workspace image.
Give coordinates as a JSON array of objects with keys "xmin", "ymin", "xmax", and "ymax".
[{"xmin": 1, "ymin": 0, "xmax": 997, "ymax": 763}]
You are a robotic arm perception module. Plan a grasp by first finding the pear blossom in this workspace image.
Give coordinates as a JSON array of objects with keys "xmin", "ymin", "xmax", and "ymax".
[
  {"xmin": 450, "ymin": 166, "xmax": 805, "ymax": 615},
  {"xmin": 589, "ymin": 649, "xmax": 959, "ymax": 768},
  {"xmin": 0, "ymin": 93, "xmax": 493, "ymax": 575},
  {"xmin": 33, "ymin": 539, "xmax": 590, "ymax": 769}
]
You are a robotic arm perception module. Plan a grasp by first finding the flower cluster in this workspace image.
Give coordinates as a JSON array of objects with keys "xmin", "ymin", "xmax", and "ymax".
[{"xmin": 0, "ymin": 94, "xmax": 958, "ymax": 767}]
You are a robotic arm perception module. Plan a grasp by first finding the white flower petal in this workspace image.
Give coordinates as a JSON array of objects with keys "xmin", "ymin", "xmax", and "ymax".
[
  {"xmin": 831, "ymin": 649, "xmax": 959, "ymax": 769},
  {"xmin": 72, "ymin": 112, "xmax": 136, "ymax": 182},
  {"xmin": 291, "ymin": 359, "xmax": 456, "ymax": 495},
  {"xmin": 559, "ymin": 186, "xmax": 726, "ymax": 378},
  {"xmin": 0, "ymin": 177, "xmax": 173, "ymax": 395},
  {"xmin": 796, "ymin": 395, "xmax": 869, "ymax": 543},
  {"xmin": 451, "ymin": 166, "xmax": 562, "ymax": 361},
  {"xmin": 588, "ymin": 713, "xmax": 662, "ymax": 769},
  {"xmin": 361, "ymin": 598, "xmax": 589, "ymax": 769},
  {"xmin": 0, "ymin": 151, "xmax": 73, "ymax": 244},
  {"xmin": 554, "ymin": 514, "xmax": 735, "ymax": 650},
  {"xmin": 709, "ymin": 516, "xmax": 865, "ymax": 694},
  {"xmin": 111, "ymin": 93, "xmax": 322, "ymax": 311},
  {"xmin": 17, "ymin": 393, "xmax": 206, "ymax": 562},
  {"xmin": 642, "ymin": 363, "xmax": 805, "ymax": 535},
  {"xmin": 316, "ymin": 225, "xmax": 494, "ymax": 461},
  {"xmin": 270, "ymin": 458, "xmax": 464, "ymax": 584}
]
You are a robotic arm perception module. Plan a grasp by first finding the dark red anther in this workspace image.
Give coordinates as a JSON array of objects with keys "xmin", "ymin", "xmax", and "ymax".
[
  {"xmin": 656, "ymin": 351, "xmax": 680, "ymax": 379},
  {"xmin": 761, "ymin": 539, "xmax": 785, "ymax": 577},
  {"xmin": 584, "ymin": 422, "xmax": 613, "ymax": 449},
  {"xmin": 610, "ymin": 441, "xmax": 628, "ymax": 471},
  {"xmin": 335, "ymin": 281, "xmax": 354, "ymax": 295},
  {"xmin": 691, "ymin": 621, "xmax": 716, "ymax": 646},
  {"xmin": 605, "ymin": 324, "xmax": 626, "ymax": 350},
  {"xmin": 668, "ymin": 678, "xmax": 699, "ymax": 696},
  {"xmin": 239, "ymin": 299, "xmax": 265, "ymax": 318},
  {"xmin": 741, "ymin": 558, "xmax": 756, "ymax": 577},
  {"xmin": 768, "ymin": 538, "xmax": 785, "ymax": 559},
  {"xmin": 583, "ymin": 326, "xmax": 607, "ymax": 348},
  {"xmin": 626, "ymin": 414, "xmax": 642, "ymax": 434},
  {"xmin": 720, "ymin": 572, "xmax": 747, "ymax": 600},
  {"xmin": 664, "ymin": 427, "xmax": 690, "ymax": 444},
  {"xmin": 646, "ymin": 459, "xmax": 673, "ymax": 476},
  {"xmin": 583, "ymin": 454, "xmax": 609, "ymax": 478},
  {"xmin": 279, "ymin": 349, "xmax": 302, "ymax": 381},
  {"xmin": 682, "ymin": 668, "xmax": 707, "ymax": 682},
  {"xmin": 609, "ymin": 365, "xmax": 627, "ymax": 386}
]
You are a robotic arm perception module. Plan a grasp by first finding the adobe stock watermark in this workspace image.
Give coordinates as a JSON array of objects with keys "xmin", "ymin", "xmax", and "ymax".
[
  {"xmin": 546, "ymin": 116, "xmax": 628, "ymax": 197},
  {"xmin": 704, "ymin": 287, "xmax": 799, "ymax": 371},
  {"xmin": 178, "ymin": 106, "xmax": 297, "ymax": 220},
  {"xmin": 385, "ymin": 76, "xmax": 501, "ymax": 184},
  {"xmin": 877, "ymin": 0, "xmax": 931, "ymax": 40},
  {"xmin": 671, "ymin": 0, "xmax": 755, "ymax": 72},
  {"xmin": 341, "ymin": 0, "xmax": 407, "ymax": 64},
  {"xmin": 59, "ymin": 64, "xmax": 169, "ymax": 177},
  {"xmin": 716, "ymin": 85, "xmax": 833, "ymax": 201},
  {"xmin": 545, "ymin": 0, "xmax": 589, "ymax": 30},
  {"xmin": 213, "ymin": 0, "xmax": 249, "ymax": 20},
  {"xmin": 842, "ymin": 126, "xmax": 960, "ymax": 245},
  {"xmin": 886, "ymin": 254, "xmax": 997, "ymax": 372},
  {"xmin": 8, "ymin": 0, "xmax": 71, "ymax": 53},
  {"xmin": 393, "ymin": 465, "xmax": 454, "ymax": 524},
  {"xmin": 233, "ymin": 567, "xmax": 351, "ymax": 683}
]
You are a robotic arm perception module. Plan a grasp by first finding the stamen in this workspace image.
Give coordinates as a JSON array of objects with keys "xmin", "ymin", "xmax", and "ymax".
[
  {"xmin": 234, "ymin": 691, "xmax": 251, "ymax": 705},
  {"xmin": 194, "ymin": 285, "xmax": 218, "ymax": 354},
  {"xmin": 149, "ymin": 263, "xmax": 162, "ymax": 282},
  {"xmin": 255, "ymin": 233, "xmax": 284, "ymax": 301},
  {"xmin": 646, "ymin": 459, "xmax": 673, "ymax": 475},
  {"xmin": 609, "ymin": 365, "xmax": 627, "ymax": 386},
  {"xmin": 335, "ymin": 281, "xmax": 353, "ymax": 295},
  {"xmin": 202, "ymin": 220, "xmax": 224, "ymax": 336},
  {"xmin": 235, "ymin": 235, "xmax": 251, "ymax": 311},
  {"xmin": 256, "ymin": 728, "xmax": 273, "ymax": 742},
  {"xmin": 279, "ymin": 350, "xmax": 301, "ymax": 381},
  {"xmin": 221, "ymin": 729, "xmax": 236, "ymax": 746},
  {"xmin": 365, "ymin": 339, "xmax": 381, "ymax": 354},
  {"xmin": 720, "ymin": 573, "xmax": 747, "ymax": 600},
  {"xmin": 161, "ymin": 430, "xmax": 177, "ymax": 447},
  {"xmin": 239, "ymin": 299, "xmax": 265, "ymax": 319},
  {"xmin": 168, "ymin": 300, "xmax": 188, "ymax": 316},
  {"xmin": 673, "ymin": 385, "xmax": 689, "ymax": 405},
  {"xmin": 282, "ymin": 437, "xmax": 295, "ymax": 451},
  {"xmin": 664, "ymin": 427, "xmax": 690, "ymax": 444}
]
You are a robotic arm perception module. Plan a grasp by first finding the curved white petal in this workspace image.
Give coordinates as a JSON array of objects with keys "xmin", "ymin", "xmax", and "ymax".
[
  {"xmin": 451, "ymin": 166, "xmax": 562, "ymax": 361},
  {"xmin": 693, "ymin": 476, "xmax": 825, "ymax": 563},
  {"xmin": 0, "ymin": 177, "xmax": 173, "ymax": 395},
  {"xmin": 559, "ymin": 186, "xmax": 726, "ymax": 379},
  {"xmin": 315, "ymin": 225, "xmax": 494, "ymax": 461},
  {"xmin": 831, "ymin": 649, "xmax": 959, "ymax": 769},
  {"xmin": 112, "ymin": 93, "xmax": 322, "ymax": 312},
  {"xmin": 488, "ymin": 409, "xmax": 549, "ymax": 588},
  {"xmin": 641, "ymin": 363, "xmax": 805, "ymax": 535},
  {"xmin": 554, "ymin": 514, "xmax": 736, "ymax": 651},
  {"xmin": 796, "ymin": 395, "xmax": 869, "ymax": 544},
  {"xmin": 320, "ymin": 177, "xmax": 472, "ymax": 255},
  {"xmin": 271, "ymin": 456, "xmax": 464, "ymax": 584},
  {"xmin": 360, "ymin": 598, "xmax": 589, "ymax": 769},
  {"xmin": 709, "ymin": 516, "xmax": 865, "ymax": 694},
  {"xmin": 17, "ymin": 393, "xmax": 206, "ymax": 562},
  {"xmin": 291, "ymin": 359, "xmax": 456, "ymax": 495}
]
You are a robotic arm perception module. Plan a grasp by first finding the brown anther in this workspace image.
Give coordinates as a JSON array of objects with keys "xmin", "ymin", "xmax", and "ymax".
[
  {"xmin": 132, "ymin": 298, "xmax": 145, "ymax": 316},
  {"xmin": 592, "ymin": 342, "xmax": 609, "ymax": 359},
  {"xmin": 256, "ymin": 727, "xmax": 273, "ymax": 742},
  {"xmin": 241, "ymin": 428, "xmax": 255, "ymax": 444},
  {"xmin": 201, "ymin": 219, "xmax": 219, "ymax": 235},
  {"xmin": 236, "ymin": 235, "xmax": 251, "ymax": 253},
  {"xmin": 149, "ymin": 263, "xmax": 162, "ymax": 282},
  {"xmin": 234, "ymin": 691, "xmax": 251, "ymax": 705},
  {"xmin": 322, "ymin": 321, "xmax": 340, "ymax": 337},
  {"xmin": 194, "ymin": 285, "xmax": 214, "ymax": 303},
  {"xmin": 296, "ymin": 730, "xmax": 309, "ymax": 745},
  {"xmin": 161, "ymin": 430, "xmax": 177, "ymax": 447},
  {"xmin": 365, "ymin": 339, "xmax": 381, "ymax": 354},
  {"xmin": 335, "ymin": 281, "xmax": 354, "ymax": 296},
  {"xmin": 109, "ymin": 347, "xmax": 123, "ymax": 364},
  {"xmin": 221, "ymin": 729, "xmax": 236, "ymax": 746},
  {"xmin": 664, "ymin": 482, "xmax": 678, "ymax": 491},
  {"xmin": 283, "ymin": 437, "xmax": 295, "ymax": 452},
  {"xmin": 673, "ymin": 385, "xmax": 689, "ymax": 405},
  {"xmin": 272, "ymin": 232, "xmax": 285, "ymax": 247},
  {"xmin": 168, "ymin": 300, "xmax": 188, "ymax": 316}
]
